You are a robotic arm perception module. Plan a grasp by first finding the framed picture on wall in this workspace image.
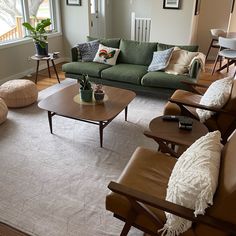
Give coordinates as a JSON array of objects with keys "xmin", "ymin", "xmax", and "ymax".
[
  {"xmin": 194, "ymin": 0, "xmax": 201, "ymax": 15},
  {"xmin": 66, "ymin": 0, "xmax": 81, "ymax": 6},
  {"xmin": 163, "ymin": 0, "xmax": 180, "ymax": 9}
]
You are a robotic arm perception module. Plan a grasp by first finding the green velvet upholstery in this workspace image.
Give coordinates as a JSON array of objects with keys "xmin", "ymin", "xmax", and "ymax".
[
  {"xmin": 119, "ymin": 39, "xmax": 157, "ymax": 66},
  {"xmin": 141, "ymin": 72, "xmax": 192, "ymax": 90},
  {"xmin": 87, "ymin": 36, "xmax": 120, "ymax": 48},
  {"xmin": 157, "ymin": 43, "xmax": 199, "ymax": 52},
  {"xmin": 62, "ymin": 62, "xmax": 111, "ymax": 78},
  {"xmin": 101, "ymin": 64, "xmax": 148, "ymax": 85}
]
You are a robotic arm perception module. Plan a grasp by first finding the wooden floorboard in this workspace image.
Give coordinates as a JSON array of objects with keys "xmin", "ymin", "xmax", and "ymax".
[{"xmin": 0, "ymin": 60, "xmax": 235, "ymax": 236}]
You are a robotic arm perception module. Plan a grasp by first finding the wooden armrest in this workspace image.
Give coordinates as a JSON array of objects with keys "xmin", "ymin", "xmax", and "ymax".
[
  {"xmin": 169, "ymin": 98, "xmax": 236, "ymax": 116},
  {"xmin": 181, "ymin": 81, "xmax": 210, "ymax": 95},
  {"xmin": 181, "ymin": 80, "xmax": 210, "ymax": 88},
  {"xmin": 108, "ymin": 181, "xmax": 236, "ymax": 234}
]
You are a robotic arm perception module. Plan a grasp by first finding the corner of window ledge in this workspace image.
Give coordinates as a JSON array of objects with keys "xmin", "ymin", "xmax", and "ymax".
[{"xmin": 0, "ymin": 31, "xmax": 63, "ymax": 50}]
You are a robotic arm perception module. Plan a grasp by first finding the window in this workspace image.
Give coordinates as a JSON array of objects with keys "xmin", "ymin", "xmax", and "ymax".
[{"xmin": 0, "ymin": 0, "xmax": 58, "ymax": 44}]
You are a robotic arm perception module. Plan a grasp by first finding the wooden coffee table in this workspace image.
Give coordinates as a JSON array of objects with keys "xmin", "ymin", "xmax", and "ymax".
[
  {"xmin": 38, "ymin": 84, "xmax": 136, "ymax": 147},
  {"xmin": 144, "ymin": 116, "xmax": 208, "ymax": 157}
]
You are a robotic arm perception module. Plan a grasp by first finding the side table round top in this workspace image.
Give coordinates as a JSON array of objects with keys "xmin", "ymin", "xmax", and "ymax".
[
  {"xmin": 149, "ymin": 116, "xmax": 208, "ymax": 147},
  {"xmin": 31, "ymin": 52, "xmax": 59, "ymax": 61}
]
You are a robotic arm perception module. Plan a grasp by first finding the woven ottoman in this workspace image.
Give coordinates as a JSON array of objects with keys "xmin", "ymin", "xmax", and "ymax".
[
  {"xmin": 0, "ymin": 80, "xmax": 38, "ymax": 108},
  {"xmin": 0, "ymin": 98, "xmax": 8, "ymax": 124}
]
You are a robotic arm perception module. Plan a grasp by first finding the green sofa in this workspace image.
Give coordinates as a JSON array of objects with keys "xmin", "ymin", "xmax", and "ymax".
[{"xmin": 62, "ymin": 38, "xmax": 201, "ymax": 94}]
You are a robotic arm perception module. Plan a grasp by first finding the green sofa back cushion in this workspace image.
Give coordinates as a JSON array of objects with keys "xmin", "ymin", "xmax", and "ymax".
[
  {"xmin": 119, "ymin": 39, "xmax": 157, "ymax": 66},
  {"xmin": 157, "ymin": 43, "xmax": 198, "ymax": 52},
  {"xmin": 87, "ymin": 36, "xmax": 120, "ymax": 48}
]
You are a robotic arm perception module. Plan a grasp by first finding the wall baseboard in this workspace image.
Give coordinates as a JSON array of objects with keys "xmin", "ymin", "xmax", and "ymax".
[{"xmin": 0, "ymin": 57, "xmax": 69, "ymax": 85}]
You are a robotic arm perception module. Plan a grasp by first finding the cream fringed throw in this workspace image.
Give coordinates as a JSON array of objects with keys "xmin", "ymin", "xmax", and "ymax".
[{"xmin": 159, "ymin": 131, "xmax": 223, "ymax": 236}]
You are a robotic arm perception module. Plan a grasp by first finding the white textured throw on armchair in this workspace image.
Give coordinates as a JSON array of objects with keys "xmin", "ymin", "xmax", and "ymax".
[{"xmin": 159, "ymin": 131, "xmax": 223, "ymax": 236}]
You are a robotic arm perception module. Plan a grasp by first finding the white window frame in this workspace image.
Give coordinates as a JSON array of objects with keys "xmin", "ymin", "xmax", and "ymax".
[{"xmin": 0, "ymin": 0, "xmax": 61, "ymax": 49}]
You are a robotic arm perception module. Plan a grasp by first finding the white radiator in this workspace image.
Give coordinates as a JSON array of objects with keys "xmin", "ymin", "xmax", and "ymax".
[{"xmin": 131, "ymin": 12, "xmax": 151, "ymax": 42}]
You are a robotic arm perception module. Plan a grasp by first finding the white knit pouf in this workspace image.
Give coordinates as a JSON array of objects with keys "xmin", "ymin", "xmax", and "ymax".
[
  {"xmin": 0, "ymin": 98, "xmax": 8, "ymax": 124},
  {"xmin": 0, "ymin": 80, "xmax": 38, "ymax": 108}
]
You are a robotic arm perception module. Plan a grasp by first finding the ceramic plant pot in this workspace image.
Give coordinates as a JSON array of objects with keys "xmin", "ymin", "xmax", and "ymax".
[
  {"xmin": 80, "ymin": 89, "xmax": 93, "ymax": 102},
  {"xmin": 35, "ymin": 42, "xmax": 48, "ymax": 57},
  {"xmin": 94, "ymin": 91, "xmax": 105, "ymax": 102}
]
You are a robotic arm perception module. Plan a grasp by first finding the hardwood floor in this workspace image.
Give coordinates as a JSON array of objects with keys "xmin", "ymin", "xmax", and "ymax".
[{"xmin": 0, "ymin": 60, "xmax": 235, "ymax": 236}]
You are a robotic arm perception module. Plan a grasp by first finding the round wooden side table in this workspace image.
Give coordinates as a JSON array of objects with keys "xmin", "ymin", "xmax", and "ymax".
[
  {"xmin": 147, "ymin": 116, "xmax": 208, "ymax": 157},
  {"xmin": 31, "ymin": 52, "xmax": 61, "ymax": 84}
]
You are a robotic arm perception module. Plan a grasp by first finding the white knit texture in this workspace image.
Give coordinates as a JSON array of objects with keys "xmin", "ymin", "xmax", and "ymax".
[
  {"xmin": 159, "ymin": 131, "xmax": 223, "ymax": 236},
  {"xmin": 196, "ymin": 76, "xmax": 233, "ymax": 123}
]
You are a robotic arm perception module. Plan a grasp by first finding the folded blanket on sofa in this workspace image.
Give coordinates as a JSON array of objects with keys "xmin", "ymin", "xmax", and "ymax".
[{"xmin": 165, "ymin": 48, "xmax": 205, "ymax": 75}]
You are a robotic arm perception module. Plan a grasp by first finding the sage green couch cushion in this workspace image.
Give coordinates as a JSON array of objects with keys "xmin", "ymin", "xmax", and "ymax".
[
  {"xmin": 157, "ymin": 43, "xmax": 198, "ymax": 52},
  {"xmin": 101, "ymin": 64, "xmax": 148, "ymax": 85},
  {"xmin": 141, "ymin": 72, "xmax": 192, "ymax": 90},
  {"xmin": 119, "ymin": 39, "xmax": 157, "ymax": 66},
  {"xmin": 87, "ymin": 36, "xmax": 120, "ymax": 48},
  {"xmin": 62, "ymin": 62, "xmax": 111, "ymax": 78}
]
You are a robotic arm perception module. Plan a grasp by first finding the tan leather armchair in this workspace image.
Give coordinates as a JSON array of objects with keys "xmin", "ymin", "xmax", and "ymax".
[
  {"xmin": 106, "ymin": 132, "xmax": 236, "ymax": 236},
  {"xmin": 163, "ymin": 80, "xmax": 236, "ymax": 144}
]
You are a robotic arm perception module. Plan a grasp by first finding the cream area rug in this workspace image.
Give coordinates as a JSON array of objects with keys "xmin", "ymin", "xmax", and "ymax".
[{"xmin": 0, "ymin": 79, "xmax": 171, "ymax": 236}]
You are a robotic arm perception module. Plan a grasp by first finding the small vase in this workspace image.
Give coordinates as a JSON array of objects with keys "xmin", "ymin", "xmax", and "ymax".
[
  {"xmin": 80, "ymin": 89, "xmax": 93, "ymax": 102},
  {"xmin": 94, "ymin": 91, "xmax": 105, "ymax": 102}
]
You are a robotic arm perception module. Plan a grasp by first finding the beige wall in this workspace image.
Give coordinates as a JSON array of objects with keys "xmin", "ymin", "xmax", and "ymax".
[
  {"xmin": 61, "ymin": 1, "xmax": 90, "ymax": 58},
  {"xmin": 196, "ymin": 0, "xmax": 231, "ymax": 58},
  {"xmin": 0, "ymin": 35, "xmax": 65, "ymax": 84},
  {"xmin": 110, "ymin": 0, "xmax": 196, "ymax": 44}
]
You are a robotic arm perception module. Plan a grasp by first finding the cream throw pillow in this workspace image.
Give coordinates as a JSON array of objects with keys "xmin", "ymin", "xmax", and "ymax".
[
  {"xmin": 93, "ymin": 44, "xmax": 120, "ymax": 66},
  {"xmin": 159, "ymin": 131, "xmax": 222, "ymax": 236},
  {"xmin": 165, "ymin": 47, "xmax": 198, "ymax": 75},
  {"xmin": 196, "ymin": 76, "xmax": 234, "ymax": 123}
]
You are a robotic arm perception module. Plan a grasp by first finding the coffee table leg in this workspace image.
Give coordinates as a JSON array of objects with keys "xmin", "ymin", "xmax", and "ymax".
[
  {"xmin": 48, "ymin": 111, "xmax": 53, "ymax": 134},
  {"xmin": 99, "ymin": 121, "xmax": 103, "ymax": 147},
  {"xmin": 125, "ymin": 106, "xmax": 128, "ymax": 121}
]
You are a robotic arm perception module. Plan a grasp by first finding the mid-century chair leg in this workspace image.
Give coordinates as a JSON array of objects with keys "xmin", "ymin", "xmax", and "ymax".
[
  {"xmin": 206, "ymin": 39, "xmax": 214, "ymax": 60},
  {"xmin": 120, "ymin": 210, "xmax": 137, "ymax": 236},
  {"xmin": 212, "ymin": 55, "xmax": 220, "ymax": 75}
]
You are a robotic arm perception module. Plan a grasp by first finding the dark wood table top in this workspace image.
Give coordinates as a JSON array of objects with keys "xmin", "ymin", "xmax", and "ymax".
[
  {"xmin": 38, "ymin": 84, "xmax": 136, "ymax": 122},
  {"xmin": 149, "ymin": 116, "xmax": 208, "ymax": 146}
]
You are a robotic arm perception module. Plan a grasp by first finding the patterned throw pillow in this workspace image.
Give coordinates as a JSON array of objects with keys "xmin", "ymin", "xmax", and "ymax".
[
  {"xmin": 160, "ymin": 131, "xmax": 222, "ymax": 236},
  {"xmin": 196, "ymin": 76, "xmax": 233, "ymax": 122},
  {"xmin": 93, "ymin": 44, "xmax": 120, "ymax": 66},
  {"xmin": 76, "ymin": 40, "xmax": 99, "ymax": 62},
  {"xmin": 148, "ymin": 47, "xmax": 174, "ymax": 72}
]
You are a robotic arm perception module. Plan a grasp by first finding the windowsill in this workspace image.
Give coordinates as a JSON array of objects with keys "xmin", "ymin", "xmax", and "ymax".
[{"xmin": 0, "ymin": 31, "xmax": 62, "ymax": 50}]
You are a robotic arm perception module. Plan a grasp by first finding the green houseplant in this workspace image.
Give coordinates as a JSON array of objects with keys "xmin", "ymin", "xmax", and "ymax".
[
  {"xmin": 22, "ymin": 18, "xmax": 51, "ymax": 56},
  {"xmin": 79, "ymin": 74, "xmax": 93, "ymax": 102}
]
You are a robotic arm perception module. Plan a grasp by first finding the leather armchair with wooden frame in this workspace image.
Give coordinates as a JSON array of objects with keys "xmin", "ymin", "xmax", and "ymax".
[
  {"xmin": 106, "ymin": 132, "xmax": 236, "ymax": 236},
  {"xmin": 163, "ymin": 79, "xmax": 236, "ymax": 144}
]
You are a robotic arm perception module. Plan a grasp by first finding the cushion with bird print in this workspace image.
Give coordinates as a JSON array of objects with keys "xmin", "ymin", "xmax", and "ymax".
[{"xmin": 93, "ymin": 44, "xmax": 120, "ymax": 66}]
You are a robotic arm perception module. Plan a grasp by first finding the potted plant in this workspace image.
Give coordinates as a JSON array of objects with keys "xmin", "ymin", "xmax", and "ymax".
[
  {"xmin": 79, "ymin": 74, "xmax": 93, "ymax": 102},
  {"xmin": 94, "ymin": 84, "xmax": 105, "ymax": 102},
  {"xmin": 22, "ymin": 18, "xmax": 51, "ymax": 57}
]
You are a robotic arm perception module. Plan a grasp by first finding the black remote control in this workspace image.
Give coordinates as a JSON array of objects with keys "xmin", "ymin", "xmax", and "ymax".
[{"xmin": 162, "ymin": 115, "xmax": 179, "ymax": 121}]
